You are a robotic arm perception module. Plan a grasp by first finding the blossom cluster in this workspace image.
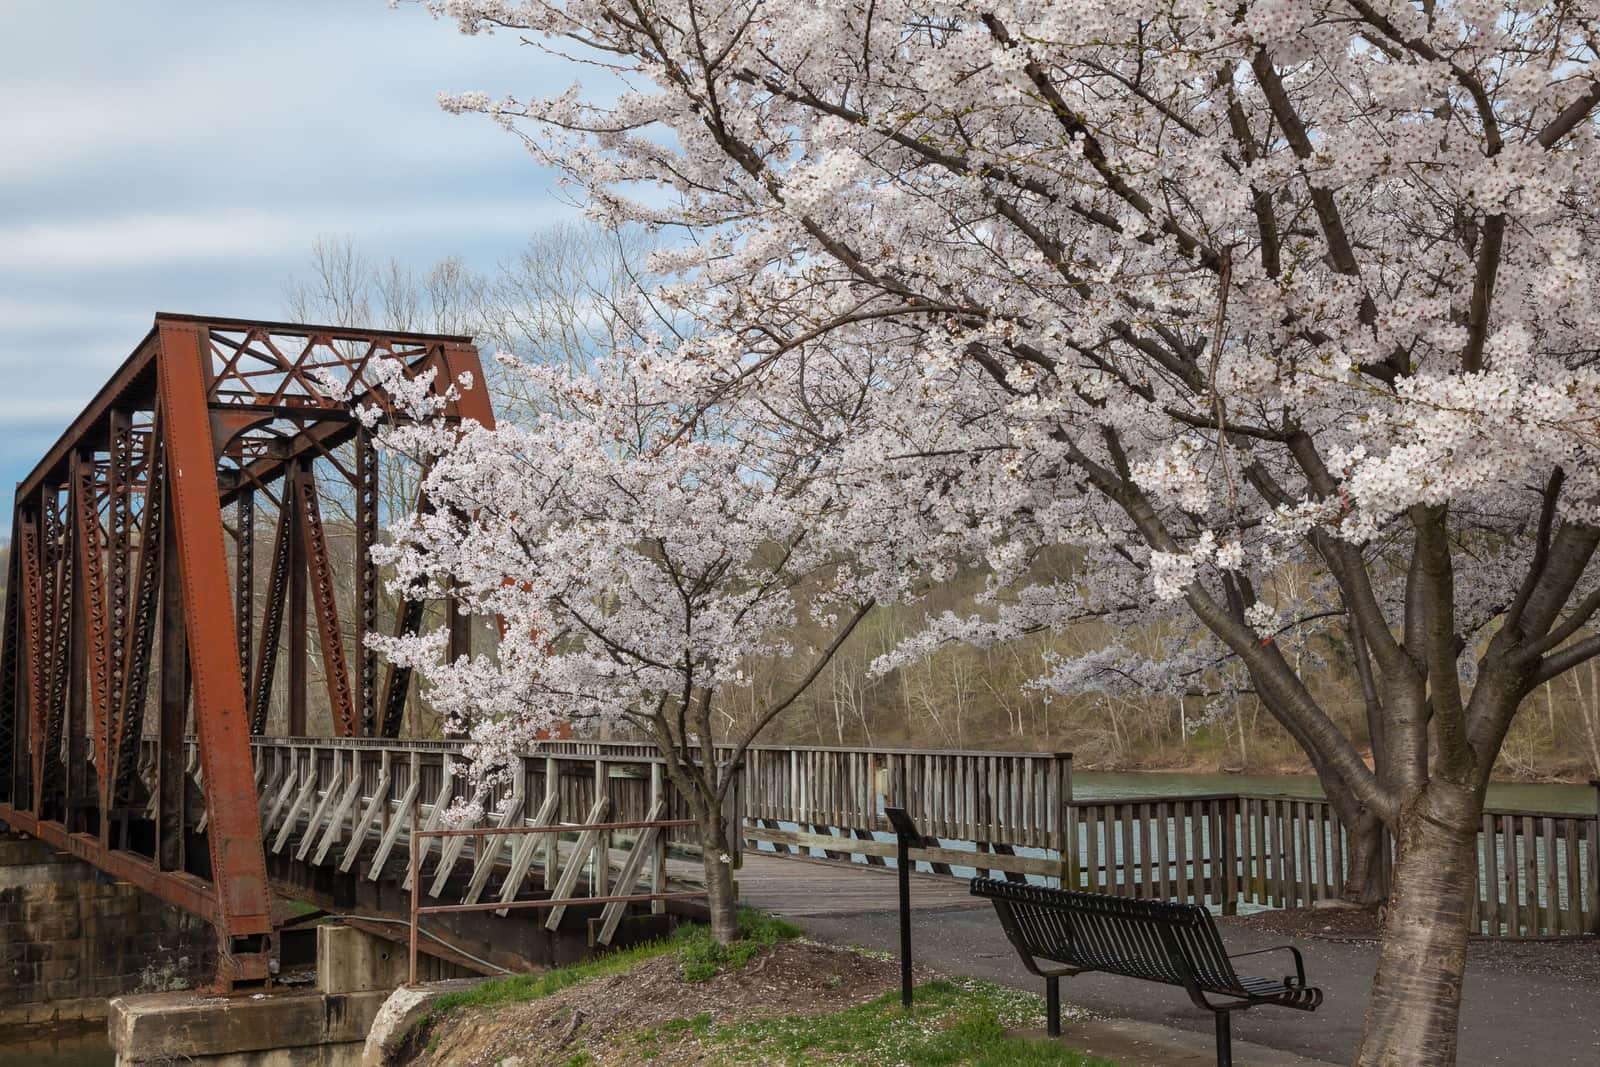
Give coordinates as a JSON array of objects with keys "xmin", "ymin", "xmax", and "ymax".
[{"xmin": 406, "ymin": 1, "xmax": 1600, "ymax": 786}]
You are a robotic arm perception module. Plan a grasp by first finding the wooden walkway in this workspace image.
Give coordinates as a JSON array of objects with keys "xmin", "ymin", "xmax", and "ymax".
[{"xmin": 735, "ymin": 851, "xmax": 988, "ymax": 917}]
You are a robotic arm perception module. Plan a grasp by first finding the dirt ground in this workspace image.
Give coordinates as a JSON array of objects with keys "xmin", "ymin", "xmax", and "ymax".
[
  {"xmin": 1223, "ymin": 904, "xmax": 1600, "ymax": 984},
  {"xmin": 400, "ymin": 910, "xmax": 1599, "ymax": 1066},
  {"xmin": 402, "ymin": 940, "xmax": 919, "ymax": 1067}
]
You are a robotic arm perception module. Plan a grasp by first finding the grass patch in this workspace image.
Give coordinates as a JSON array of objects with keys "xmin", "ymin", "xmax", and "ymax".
[
  {"xmin": 660, "ymin": 1012, "xmax": 714, "ymax": 1035},
  {"xmin": 411, "ymin": 913, "xmax": 1113, "ymax": 1066},
  {"xmin": 633, "ymin": 978, "xmax": 1115, "ymax": 1066},
  {"xmin": 424, "ymin": 908, "xmax": 800, "ymax": 1019},
  {"xmin": 680, "ymin": 910, "xmax": 801, "ymax": 981}
]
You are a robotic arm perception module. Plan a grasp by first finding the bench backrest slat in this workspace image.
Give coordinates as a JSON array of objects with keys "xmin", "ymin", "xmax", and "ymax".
[{"xmin": 972, "ymin": 878, "xmax": 1243, "ymax": 996}]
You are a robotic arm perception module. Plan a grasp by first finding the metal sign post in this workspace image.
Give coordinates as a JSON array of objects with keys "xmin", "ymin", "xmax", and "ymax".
[{"xmin": 884, "ymin": 805, "xmax": 918, "ymax": 1009}]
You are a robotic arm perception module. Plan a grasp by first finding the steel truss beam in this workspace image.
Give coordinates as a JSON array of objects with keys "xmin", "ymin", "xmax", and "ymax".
[
  {"xmin": 104, "ymin": 411, "xmax": 134, "ymax": 837},
  {"xmin": 235, "ymin": 487, "xmax": 253, "ymax": 701},
  {"xmin": 0, "ymin": 313, "xmax": 491, "ymax": 986},
  {"xmin": 250, "ymin": 489, "xmax": 293, "ymax": 735},
  {"xmin": 74, "ymin": 454, "xmax": 113, "ymax": 780},
  {"xmin": 157, "ymin": 320, "xmax": 272, "ymax": 976},
  {"xmin": 380, "ymin": 598, "xmax": 426, "ymax": 739},
  {"xmin": 19, "ymin": 514, "xmax": 44, "ymax": 809},
  {"xmin": 113, "ymin": 416, "xmax": 162, "ymax": 811},
  {"xmin": 355, "ymin": 430, "xmax": 379, "ymax": 737},
  {"xmin": 295, "ymin": 469, "xmax": 356, "ymax": 738},
  {"xmin": 39, "ymin": 487, "xmax": 72, "ymax": 820},
  {"xmin": 0, "ymin": 512, "xmax": 21, "ymax": 805}
]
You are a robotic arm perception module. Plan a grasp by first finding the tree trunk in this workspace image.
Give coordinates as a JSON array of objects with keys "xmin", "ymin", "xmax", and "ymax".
[
  {"xmin": 1340, "ymin": 806, "xmax": 1389, "ymax": 906},
  {"xmin": 700, "ymin": 806, "xmax": 739, "ymax": 944},
  {"xmin": 1354, "ymin": 783, "xmax": 1479, "ymax": 1067},
  {"xmin": 1320, "ymin": 772, "xmax": 1390, "ymax": 905}
]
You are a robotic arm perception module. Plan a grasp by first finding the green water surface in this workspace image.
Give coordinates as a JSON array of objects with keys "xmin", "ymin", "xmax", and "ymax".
[
  {"xmin": 0, "ymin": 1025, "xmax": 113, "ymax": 1067},
  {"xmin": 1074, "ymin": 770, "xmax": 1596, "ymax": 814}
]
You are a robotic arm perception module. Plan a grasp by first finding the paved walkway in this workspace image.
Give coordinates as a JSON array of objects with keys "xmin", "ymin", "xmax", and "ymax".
[{"xmin": 737, "ymin": 853, "xmax": 1600, "ymax": 1067}]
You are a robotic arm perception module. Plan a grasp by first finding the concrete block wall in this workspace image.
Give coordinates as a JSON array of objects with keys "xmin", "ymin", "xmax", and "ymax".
[{"xmin": 0, "ymin": 832, "xmax": 215, "ymax": 1027}]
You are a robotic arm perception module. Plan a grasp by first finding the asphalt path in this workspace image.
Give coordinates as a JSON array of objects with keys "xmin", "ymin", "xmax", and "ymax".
[{"xmin": 740, "ymin": 858, "xmax": 1600, "ymax": 1066}]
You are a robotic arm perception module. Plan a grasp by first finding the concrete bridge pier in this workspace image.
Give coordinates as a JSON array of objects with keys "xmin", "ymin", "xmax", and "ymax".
[
  {"xmin": 0, "ymin": 831, "xmax": 213, "ymax": 1029},
  {"xmin": 108, "ymin": 925, "xmax": 447, "ymax": 1066}
]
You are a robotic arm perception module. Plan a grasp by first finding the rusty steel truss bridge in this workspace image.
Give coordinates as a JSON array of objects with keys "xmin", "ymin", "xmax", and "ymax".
[{"xmin": 0, "ymin": 314, "xmax": 493, "ymax": 985}]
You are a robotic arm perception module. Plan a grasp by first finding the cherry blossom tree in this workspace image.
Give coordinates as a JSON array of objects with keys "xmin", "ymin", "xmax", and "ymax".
[
  {"xmin": 368, "ymin": 348, "xmax": 876, "ymax": 944},
  {"xmin": 416, "ymin": 2, "xmax": 1600, "ymax": 1062}
]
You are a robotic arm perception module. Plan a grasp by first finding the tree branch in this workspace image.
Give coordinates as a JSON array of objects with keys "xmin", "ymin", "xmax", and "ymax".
[{"xmin": 716, "ymin": 599, "xmax": 875, "ymax": 802}]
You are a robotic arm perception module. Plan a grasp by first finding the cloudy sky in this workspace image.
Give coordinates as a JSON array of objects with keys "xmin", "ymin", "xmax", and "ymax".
[{"xmin": 0, "ymin": 1, "xmax": 592, "ymax": 522}]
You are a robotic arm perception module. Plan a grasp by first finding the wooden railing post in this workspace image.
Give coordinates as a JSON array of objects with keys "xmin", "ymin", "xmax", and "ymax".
[
  {"xmin": 591, "ymin": 759, "xmax": 608, "ymax": 898},
  {"xmin": 543, "ymin": 756, "xmax": 559, "ymax": 890},
  {"xmin": 651, "ymin": 761, "xmax": 667, "ymax": 915},
  {"xmin": 1053, "ymin": 752, "xmax": 1077, "ymax": 891},
  {"xmin": 891, "ymin": 752, "xmax": 906, "ymax": 816},
  {"xmin": 1220, "ymin": 797, "xmax": 1239, "ymax": 916},
  {"xmin": 872, "ymin": 753, "xmax": 886, "ymax": 822},
  {"xmin": 1589, "ymin": 779, "xmax": 1600, "ymax": 935},
  {"xmin": 407, "ymin": 824, "xmax": 419, "ymax": 986},
  {"xmin": 722, "ymin": 754, "xmax": 744, "ymax": 870}
]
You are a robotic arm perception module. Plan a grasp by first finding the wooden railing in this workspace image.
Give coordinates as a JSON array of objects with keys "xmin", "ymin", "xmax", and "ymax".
[
  {"xmin": 731, "ymin": 742, "xmax": 1596, "ymax": 939},
  {"xmin": 1473, "ymin": 807, "xmax": 1599, "ymax": 937},
  {"xmin": 740, "ymin": 745, "xmax": 1074, "ymax": 879},
  {"xmin": 1066, "ymin": 794, "xmax": 1363, "ymax": 914},
  {"xmin": 1064, "ymin": 793, "xmax": 1598, "ymax": 937},
  {"xmin": 1066, "ymin": 794, "xmax": 1244, "ymax": 912},
  {"xmin": 234, "ymin": 738, "xmax": 710, "ymax": 945},
  {"xmin": 333, "ymin": 737, "xmax": 1072, "ymax": 877},
  {"xmin": 158, "ymin": 736, "xmax": 1598, "ymax": 940}
]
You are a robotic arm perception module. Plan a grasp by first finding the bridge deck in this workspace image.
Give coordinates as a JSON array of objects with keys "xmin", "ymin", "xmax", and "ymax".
[{"xmin": 736, "ymin": 851, "xmax": 987, "ymax": 918}]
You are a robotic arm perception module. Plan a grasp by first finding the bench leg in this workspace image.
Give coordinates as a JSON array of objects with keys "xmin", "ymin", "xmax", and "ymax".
[
  {"xmin": 1046, "ymin": 976, "xmax": 1060, "ymax": 1038},
  {"xmin": 1213, "ymin": 1011, "xmax": 1232, "ymax": 1067}
]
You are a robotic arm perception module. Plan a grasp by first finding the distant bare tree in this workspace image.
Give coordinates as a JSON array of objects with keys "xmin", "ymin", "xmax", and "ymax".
[
  {"xmin": 476, "ymin": 222, "xmax": 661, "ymax": 422},
  {"xmin": 280, "ymin": 226, "xmax": 654, "ymax": 734}
]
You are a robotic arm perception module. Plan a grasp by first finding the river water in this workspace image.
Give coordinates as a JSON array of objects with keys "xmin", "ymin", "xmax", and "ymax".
[{"xmin": 0, "ymin": 1026, "xmax": 113, "ymax": 1067}]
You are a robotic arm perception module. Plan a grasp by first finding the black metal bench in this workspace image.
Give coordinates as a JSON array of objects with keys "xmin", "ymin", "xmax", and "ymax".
[{"xmin": 971, "ymin": 878, "xmax": 1323, "ymax": 1067}]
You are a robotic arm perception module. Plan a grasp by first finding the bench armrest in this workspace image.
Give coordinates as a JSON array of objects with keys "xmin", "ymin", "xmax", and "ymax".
[{"xmin": 1229, "ymin": 944, "xmax": 1307, "ymax": 987}]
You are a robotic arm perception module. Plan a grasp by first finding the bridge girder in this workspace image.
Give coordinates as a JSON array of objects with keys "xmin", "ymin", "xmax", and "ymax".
[{"xmin": 0, "ymin": 313, "xmax": 493, "ymax": 985}]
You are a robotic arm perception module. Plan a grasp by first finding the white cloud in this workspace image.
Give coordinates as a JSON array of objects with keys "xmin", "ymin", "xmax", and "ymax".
[
  {"xmin": 0, "ymin": 80, "xmax": 244, "ymax": 188},
  {"xmin": 0, "ymin": 3, "xmax": 571, "ymax": 191},
  {"xmin": 0, "ymin": 197, "xmax": 564, "ymax": 274},
  {"xmin": 0, "ymin": 395, "xmax": 94, "ymax": 424},
  {"xmin": 0, "ymin": 0, "xmax": 617, "ymax": 521},
  {"xmin": 0, "ymin": 295, "xmax": 143, "ymax": 334}
]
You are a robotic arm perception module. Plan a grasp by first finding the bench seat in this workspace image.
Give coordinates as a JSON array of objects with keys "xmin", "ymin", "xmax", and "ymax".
[{"xmin": 971, "ymin": 878, "xmax": 1323, "ymax": 1067}]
